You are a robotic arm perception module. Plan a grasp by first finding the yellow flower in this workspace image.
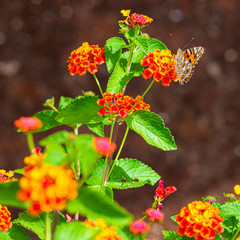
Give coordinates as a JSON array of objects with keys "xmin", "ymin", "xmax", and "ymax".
[
  {"xmin": 234, "ymin": 185, "xmax": 240, "ymax": 195},
  {"xmin": 120, "ymin": 9, "xmax": 131, "ymax": 17}
]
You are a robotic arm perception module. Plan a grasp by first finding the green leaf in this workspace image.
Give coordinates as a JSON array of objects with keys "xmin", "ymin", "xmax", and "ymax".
[
  {"xmin": 162, "ymin": 230, "xmax": 194, "ymax": 240},
  {"xmin": 119, "ymin": 23, "xmax": 135, "ymax": 41},
  {"xmin": 136, "ymin": 37, "xmax": 168, "ymax": 55},
  {"xmin": 39, "ymin": 131, "xmax": 70, "ymax": 146},
  {"xmin": 220, "ymin": 201, "xmax": 240, "ymax": 217},
  {"xmin": 221, "ymin": 215, "xmax": 240, "ymax": 240},
  {"xmin": 34, "ymin": 110, "xmax": 62, "ymax": 132},
  {"xmin": 54, "ymin": 222, "xmax": 101, "ymax": 240},
  {"xmin": 0, "ymin": 182, "xmax": 28, "ymax": 209},
  {"xmin": 56, "ymin": 96, "xmax": 103, "ymax": 124},
  {"xmin": 14, "ymin": 211, "xmax": 66, "ymax": 240},
  {"xmin": 14, "ymin": 168, "xmax": 23, "ymax": 175},
  {"xmin": 130, "ymin": 49, "xmax": 145, "ymax": 77},
  {"xmin": 58, "ymin": 96, "xmax": 74, "ymax": 111},
  {"xmin": 87, "ymin": 123, "xmax": 104, "ymax": 137},
  {"xmin": 66, "ymin": 187, "xmax": 133, "ymax": 226},
  {"xmin": 87, "ymin": 186, "xmax": 114, "ymax": 200},
  {"xmin": 0, "ymin": 224, "xmax": 31, "ymax": 240},
  {"xmin": 105, "ymin": 37, "xmax": 126, "ymax": 73},
  {"xmin": 125, "ymin": 110, "xmax": 177, "ymax": 151},
  {"xmin": 86, "ymin": 158, "xmax": 160, "ymax": 189}
]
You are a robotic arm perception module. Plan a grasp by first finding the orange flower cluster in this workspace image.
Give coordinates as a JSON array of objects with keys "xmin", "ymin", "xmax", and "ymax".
[
  {"xmin": 234, "ymin": 185, "xmax": 240, "ymax": 201},
  {"xmin": 175, "ymin": 201, "xmax": 224, "ymax": 240},
  {"xmin": 0, "ymin": 205, "xmax": 12, "ymax": 233},
  {"xmin": 97, "ymin": 92, "xmax": 150, "ymax": 119},
  {"xmin": 0, "ymin": 170, "xmax": 17, "ymax": 183},
  {"xmin": 14, "ymin": 116, "xmax": 42, "ymax": 132},
  {"xmin": 119, "ymin": 10, "xmax": 153, "ymax": 28},
  {"xmin": 141, "ymin": 49, "xmax": 179, "ymax": 87},
  {"xmin": 83, "ymin": 219, "xmax": 123, "ymax": 240},
  {"xmin": 68, "ymin": 42, "xmax": 105, "ymax": 76},
  {"xmin": 17, "ymin": 154, "xmax": 78, "ymax": 216},
  {"xmin": 93, "ymin": 137, "xmax": 117, "ymax": 157}
]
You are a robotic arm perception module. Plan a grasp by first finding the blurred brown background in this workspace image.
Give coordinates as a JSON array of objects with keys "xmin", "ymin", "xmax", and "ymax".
[{"xmin": 0, "ymin": 0, "xmax": 239, "ymax": 239}]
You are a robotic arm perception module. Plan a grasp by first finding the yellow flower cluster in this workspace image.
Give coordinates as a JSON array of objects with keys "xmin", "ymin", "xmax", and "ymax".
[
  {"xmin": 0, "ymin": 169, "xmax": 17, "ymax": 183},
  {"xmin": 17, "ymin": 154, "xmax": 78, "ymax": 216},
  {"xmin": 83, "ymin": 219, "xmax": 123, "ymax": 240}
]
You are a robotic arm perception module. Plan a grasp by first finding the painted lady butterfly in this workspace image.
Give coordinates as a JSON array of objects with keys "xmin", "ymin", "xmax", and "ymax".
[{"xmin": 175, "ymin": 46, "xmax": 205, "ymax": 85}]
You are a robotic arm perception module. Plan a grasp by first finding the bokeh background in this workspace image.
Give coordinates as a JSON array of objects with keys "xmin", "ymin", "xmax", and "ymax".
[{"xmin": 0, "ymin": 0, "xmax": 239, "ymax": 239}]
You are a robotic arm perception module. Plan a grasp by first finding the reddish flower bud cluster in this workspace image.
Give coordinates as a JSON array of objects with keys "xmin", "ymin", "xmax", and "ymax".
[
  {"xmin": 176, "ymin": 201, "xmax": 224, "ymax": 240},
  {"xmin": 129, "ymin": 219, "xmax": 150, "ymax": 235},
  {"xmin": 68, "ymin": 42, "xmax": 105, "ymax": 76},
  {"xmin": 93, "ymin": 137, "xmax": 117, "ymax": 157},
  {"xmin": 14, "ymin": 116, "xmax": 42, "ymax": 132},
  {"xmin": 0, "ymin": 205, "xmax": 12, "ymax": 233},
  {"xmin": 97, "ymin": 92, "xmax": 150, "ymax": 119},
  {"xmin": 145, "ymin": 208, "xmax": 164, "ymax": 222},
  {"xmin": 141, "ymin": 49, "xmax": 179, "ymax": 87},
  {"xmin": 119, "ymin": 10, "xmax": 153, "ymax": 28}
]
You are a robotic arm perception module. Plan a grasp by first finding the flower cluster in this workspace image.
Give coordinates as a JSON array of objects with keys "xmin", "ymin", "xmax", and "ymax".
[
  {"xmin": 175, "ymin": 201, "xmax": 224, "ymax": 240},
  {"xmin": 67, "ymin": 42, "xmax": 105, "ymax": 76},
  {"xmin": 0, "ymin": 205, "xmax": 12, "ymax": 233},
  {"xmin": 0, "ymin": 170, "xmax": 17, "ymax": 183},
  {"xmin": 154, "ymin": 180, "xmax": 177, "ymax": 210},
  {"xmin": 17, "ymin": 154, "xmax": 78, "ymax": 216},
  {"xmin": 141, "ymin": 49, "xmax": 179, "ymax": 87},
  {"xmin": 234, "ymin": 185, "xmax": 240, "ymax": 195},
  {"xmin": 97, "ymin": 92, "xmax": 150, "ymax": 119},
  {"xmin": 83, "ymin": 219, "xmax": 123, "ymax": 240},
  {"xmin": 93, "ymin": 137, "xmax": 117, "ymax": 157},
  {"xmin": 145, "ymin": 208, "xmax": 164, "ymax": 222},
  {"xmin": 14, "ymin": 116, "xmax": 42, "ymax": 132},
  {"xmin": 129, "ymin": 220, "xmax": 149, "ymax": 235},
  {"xmin": 119, "ymin": 10, "xmax": 153, "ymax": 28}
]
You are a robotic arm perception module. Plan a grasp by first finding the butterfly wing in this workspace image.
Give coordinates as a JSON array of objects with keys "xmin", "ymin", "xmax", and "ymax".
[{"xmin": 175, "ymin": 46, "xmax": 205, "ymax": 85}]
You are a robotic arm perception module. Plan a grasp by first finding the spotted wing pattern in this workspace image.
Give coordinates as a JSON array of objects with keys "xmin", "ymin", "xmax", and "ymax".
[{"xmin": 175, "ymin": 46, "xmax": 205, "ymax": 85}]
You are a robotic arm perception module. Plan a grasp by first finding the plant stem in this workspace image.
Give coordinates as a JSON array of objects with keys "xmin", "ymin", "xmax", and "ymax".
[
  {"xmin": 232, "ymin": 225, "xmax": 240, "ymax": 240},
  {"xmin": 101, "ymin": 120, "xmax": 115, "ymax": 186},
  {"xmin": 93, "ymin": 73, "xmax": 104, "ymax": 97},
  {"xmin": 45, "ymin": 212, "xmax": 52, "ymax": 240},
  {"xmin": 106, "ymin": 126, "xmax": 129, "ymax": 181},
  {"xmin": 26, "ymin": 131, "xmax": 35, "ymax": 153}
]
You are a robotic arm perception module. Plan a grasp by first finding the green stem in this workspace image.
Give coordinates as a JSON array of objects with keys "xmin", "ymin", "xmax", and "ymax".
[
  {"xmin": 232, "ymin": 225, "xmax": 240, "ymax": 240},
  {"xmin": 93, "ymin": 73, "xmax": 104, "ymax": 97},
  {"xmin": 26, "ymin": 131, "xmax": 35, "ymax": 153},
  {"xmin": 106, "ymin": 126, "xmax": 129, "ymax": 181},
  {"xmin": 45, "ymin": 212, "xmax": 52, "ymax": 240},
  {"xmin": 101, "ymin": 121, "xmax": 115, "ymax": 186}
]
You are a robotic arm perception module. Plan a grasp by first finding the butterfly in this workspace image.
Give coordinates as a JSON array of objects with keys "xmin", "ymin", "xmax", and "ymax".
[{"xmin": 175, "ymin": 46, "xmax": 205, "ymax": 85}]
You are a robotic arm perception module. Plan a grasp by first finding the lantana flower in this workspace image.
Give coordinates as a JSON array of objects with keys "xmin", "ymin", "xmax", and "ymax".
[
  {"xmin": 17, "ymin": 154, "xmax": 78, "ymax": 216},
  {"xmin": 83, "ymin": 219, "xmax": 123, "ymax": 240},
  {"xmin": 97, "ymin": 92, "xmax": 150, "ymax": 119},
  {"xmin": 14, "ymin": 116, "xmax": 42, "ymax": 132},
  {"xmin": 67, "ymin": 42, "xmax": 105, "ymax": 76},
  {"xmin": 129, "ymin": 219, "xmax": 150, "ymax": 235},
  {"xmin": 0, "ymin": 205, "xmax": 12, "ymax": 233},
  {"xmin": 234, "ymin": 185, "xmax": 240, "ymax": 195},
  {"xmin": 119, "ymin": 9, "xmax": 153, "ymax": 28},
  {"xmin": 175, "ymin": 200, "xmax": 224, "ymax": 240},
  {"xmin": 0, "ymin": 170, "xmax": 17, "ymax": 183},
  {"xmin": 93, "ymin": 137, "xmax": 117, "ymax": 157},
  {"xmin": 141, "ymin": 49, "xmax": 179, "ymax": 87},
  {"xmin": 145, "ymin": 208, "xmax": 164, "ymax": 222}
]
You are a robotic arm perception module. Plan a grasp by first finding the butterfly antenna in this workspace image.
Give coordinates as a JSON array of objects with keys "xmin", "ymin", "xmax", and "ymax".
[
  {"xmin": 182, "ymin": 37, "xmax": 194, "ymax": 50},
  {"xmin": 170, "ymin": 34, "xmax": 180, "ymax": 49}
]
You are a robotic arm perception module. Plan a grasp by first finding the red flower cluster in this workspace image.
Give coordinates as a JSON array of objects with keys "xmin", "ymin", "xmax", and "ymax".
[
  {"xmin": 119, "ymin": 10, "xmax": 153, "ymax": 28},
  {"xmin": 175, "ymin": 201, "xmax": 224, "ymax": 240},
  {"xmin": 145, "ymin": 208, "xmax": 164, "ymax": 222},
  {"xmin": 93, "ymin": 137, "xmax": 117, "ymax": 157},
  {"xmin": 129, "ymin": 220, "xmax": 149, "ymax": 235},
  {"xmin": 0, "ymin": 205, "xmax": 12, "ymax": 233},
  {"xmin": 67, "ymin": 42, "xmax": 105, "ymax": 76},
  {"xmin": 14, "ymin": 116, "xmax": 42, "ymax": 132},
  {"xmin": 97, "ymin": 92, "xmax": 150, "ymax": 119},
  {"xmin": 141, "ymin": 49, "xmax": 179, "ymax": 87}
]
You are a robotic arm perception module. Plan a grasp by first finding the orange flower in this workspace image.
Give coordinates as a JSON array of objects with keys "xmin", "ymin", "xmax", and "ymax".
[
  {"xmin": 0, "ymin": 169, "xmax": 17, "ymax": 183},
  {"xmin": 119, "ymin": 10, "xmax": 153, "ymax": 28},
  {"xmin": 14, "ymin": 116, "xmax": 42, "ymax": 132},
  {"xmin": 175, "ymin": 201, "xmax": 224, "ymax": 240},
  {"xmin": 67, "ymin": 42, "xmax": 105, "ymax": 76},
  {"xmin": 0, "ymin": 205, "xmax": 12, "ymax": 233},
  {"xmin": 129, "ymin": 219, "xmax": 150, "ymax": 235},
  {"xmin": 83, "ymin": 219, "xmax": 123, "ymax": 240},
  {"xmin": 17, "ymin": 154, "xmax": 78, "ymax": 216},
  {"xmin": 93, "ymin": 137, "xmax": 117, "ymax": 157},
  {"xmin": 97, "ymin": 92, "xmax": 150, "ymax": 119},
  {"xmin": 141, "ymin": 49, "xmax": 179, "ymax": 87}
]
